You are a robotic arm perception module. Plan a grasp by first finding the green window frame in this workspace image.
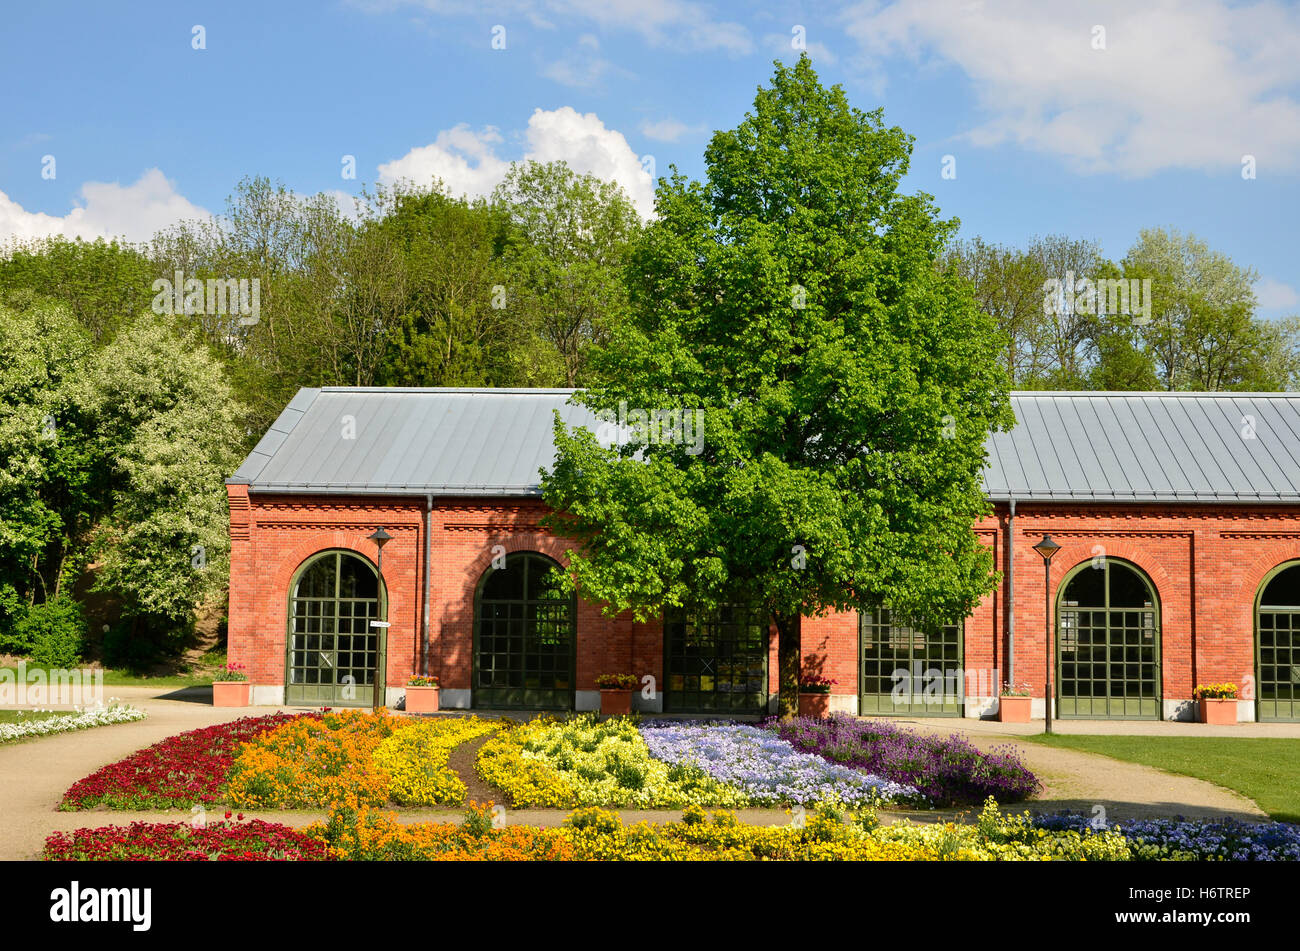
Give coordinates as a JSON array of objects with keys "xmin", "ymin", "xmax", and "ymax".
[
  {"xmin": 1256, "ymin": 561, "xmax": 1300, "ymax": 722},
  {"xmin": 859, "ymin": 608, "xmax": 964, "ymax": 716},
  {"xmin": 664, "ymin": 603, "xmax": 769, "ymax": 714},
  {"xmin": 473, "ymin": 552, "xmax": 575, "ymax": 710},
  {"xmin": 1056, "ymin": 558, "xmax": 1161, "ymax": 719},
  {"xmin": 285, "ymin": 549, "xmax": 385, "ymax": 707}
]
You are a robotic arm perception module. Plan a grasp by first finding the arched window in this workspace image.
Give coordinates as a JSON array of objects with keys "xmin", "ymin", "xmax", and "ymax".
[
  {"xmin": 1256, "ymin": 562, "xmax": 1300, "ymax": 721},
  {"xmin": 1057, "ymin": 559, "xmax": 1160, "ymax": 719},
  {"xmin": 474, "ymin": 552, "xmax": 575, "ymax": 710},
  {"xmin": 286, "ymin": 550, "xmax": 384, "ymax": 706}
]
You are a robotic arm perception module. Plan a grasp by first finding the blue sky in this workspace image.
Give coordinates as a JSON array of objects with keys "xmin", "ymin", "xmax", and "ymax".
[{"xmin": 2, "ymin": 0, "xmax": 1298, "ymax": 317}]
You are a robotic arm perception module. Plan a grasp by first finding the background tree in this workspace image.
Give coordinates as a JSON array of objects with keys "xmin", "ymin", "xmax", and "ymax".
[
  {"xmin": 541, "ymin": 56, "xmax": 1014, "ymax": 717},
  {"xmin": 494, "ymin": 161, "xmax": 641, "ymax": 386},
  {"xmin": 0, "ymin": 236, "xmax": 156, "ymax": 343}
]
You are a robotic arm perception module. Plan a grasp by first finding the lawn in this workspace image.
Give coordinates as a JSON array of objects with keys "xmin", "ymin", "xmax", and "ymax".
[{"xmin": 1024, "ymin": 735, "xmax": 1300, "ymax": 822}]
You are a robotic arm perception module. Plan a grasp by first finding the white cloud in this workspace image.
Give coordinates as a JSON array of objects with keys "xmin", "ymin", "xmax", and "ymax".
[
  {"xmin": 1257, "ymin": 277, "xmax": 1299, "ymax": 312},
  {"xmin": 638, "ymin": 117, "xmax": 707, "ymax": 143},
  {"xmin": 841, "ymin": 0, "xmax": 1300, "ymax": 175},
  {"xmin": 0, "ymin": 168, "xmax": 210, "ymax": 245},
  {"xmin": 379, "ymin": 106, "xmax": 656, "ymax": 216}
]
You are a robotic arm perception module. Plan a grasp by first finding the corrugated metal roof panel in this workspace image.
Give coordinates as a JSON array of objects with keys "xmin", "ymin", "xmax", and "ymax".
[{"xmin": 228, "ymin": 388, "xmax": 1300, "ymax": 503}]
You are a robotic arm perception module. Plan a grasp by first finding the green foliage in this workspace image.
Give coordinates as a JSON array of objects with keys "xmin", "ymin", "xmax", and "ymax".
[
  {"xmin": 0, "ymin": 299, "xmax": 246, "ymax": 663},
  {"xmin": 493, "ymin": 160, "xmax": 641, "ymax": 385},
  {"xmin": 0, "ymin": 236, "xmax": 156, "ymax": 343},
  {"xmin": 541, "ymin": 56, "xmax": 1013, "ymax": 714},
  {"xmin": 16, "ymin": 596, "xmax": 86, "ymax": 667}
]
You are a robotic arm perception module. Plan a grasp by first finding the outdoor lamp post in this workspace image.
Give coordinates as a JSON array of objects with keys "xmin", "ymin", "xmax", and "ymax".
[
  {"xmin": 367, "ymin": 527, "xmax": 392, "ymax": 713},
  {"xmin": 1032, "ymin": 534, "xmax": 1061, "ymax": 734}
]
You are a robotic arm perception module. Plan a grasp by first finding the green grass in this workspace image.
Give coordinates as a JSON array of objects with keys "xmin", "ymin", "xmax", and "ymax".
[
  {"xmin": 0, "ymin": 709, "xmax": 63, "ymax": 725},
  {"xmin": 0, "ymin": 665, "xmax": 213, "ymax": 688},
  {"xmin": 1024, "ymin": 734, "xmax": 1300, "ymax": 822}
]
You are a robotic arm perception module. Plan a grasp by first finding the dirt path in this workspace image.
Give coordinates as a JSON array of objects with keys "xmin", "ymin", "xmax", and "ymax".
[
  {"xmin": 0, "ymin": 694, "xmax": 1270, "ymax": 860},
  {"xmin": 446, "ymin": 732, "xmax": 502, "ymax": 807}
]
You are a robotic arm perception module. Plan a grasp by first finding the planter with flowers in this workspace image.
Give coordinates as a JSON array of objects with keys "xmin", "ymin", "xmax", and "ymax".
[
  {"xmin": 997, "ymin": 683, "xmax": 1032, "ymax": 723},
  {"xmin": 405, "ymin": 675, "xmax": 440, "ymax": 714},
  {"xmin": 212, "ymin": 664, "xmax": 250, "ymax": 707},
  {"xmin": 595, "ymin": 673, "xmax": 637, "ymax": 715},
  {"xmin": 1194, "ymin": 683, "xmax": 1238, "ymax": 725},
  {"xmin": 798, "ymin": 675, "xmax": 837, "ymax": 718}
]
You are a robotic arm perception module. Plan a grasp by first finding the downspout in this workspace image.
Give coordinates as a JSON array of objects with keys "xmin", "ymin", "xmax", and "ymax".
[
  {"xmin": 422, "ymin": 494, "xmax": 433, "ymax": 676},
  {"xmin": 1006, "ymin": 498, "xmax": 1016, "ymax": 687}
]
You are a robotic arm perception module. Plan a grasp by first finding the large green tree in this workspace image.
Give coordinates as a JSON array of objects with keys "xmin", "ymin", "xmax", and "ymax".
[{"xmin": 541, "ymin": 56, "xmax": 1014, "ymax": 717}]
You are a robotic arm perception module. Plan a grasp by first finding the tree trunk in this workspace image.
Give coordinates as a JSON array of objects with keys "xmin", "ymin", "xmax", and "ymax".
[{"xmin": 774, "ymin": 612, "xmax": 802, "ymax": 720}]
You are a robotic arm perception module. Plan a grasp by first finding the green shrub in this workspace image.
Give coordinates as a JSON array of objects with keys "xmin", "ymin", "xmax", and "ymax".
[{"xmin": 16, "ymin": 597, "xmax": 86, "ymax": 667}]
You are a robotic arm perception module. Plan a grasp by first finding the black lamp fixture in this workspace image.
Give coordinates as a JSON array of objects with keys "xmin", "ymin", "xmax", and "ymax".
[
  {"xmin": 367, "ymin": 528, "xmax": 393, "ymax": 712},
  {"xmin": 1032, "ymin": 534, "xmax": 1061, "ymax": 734}
]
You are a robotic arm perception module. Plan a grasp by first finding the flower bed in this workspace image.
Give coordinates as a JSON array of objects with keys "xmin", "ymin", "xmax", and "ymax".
[
  {"xmin": 44, "ymin": 817, "xmax": 330, "ymax": 861},
  {"xmin": 310, "ymin": 802, "xmax": 934, "ymax": 861},
  {"xmin": 61, "ymin": 713, "xmax": 307, "ymax": 810},
  {"xmin": 47, "ymin": 797, "xmax": 1300, "ymax": 862},
  {"xmin": 476, "ymin": 716, "xmax": 746, "ymax": 808},
  {"xmin": 0, "ymin": 703, "xmax": 145, "ymax": 744},
  {"xmin": 1032, "ymin": 812, "xmax": 1300, "ymax": 861},
  {"xmin": 373, "ymin": 717, "xmax": 500, "ymax": 806},
  {"xmin": 640, "ymin": 720, "xmax": 920, "ymax": 806},
  {"xmin": 225, "ymin": 709, "xmax": 408, "ymax": 809},
  {"xmin": 772, "ymin": 714, "xmax": 1038, "ymax": 805}
]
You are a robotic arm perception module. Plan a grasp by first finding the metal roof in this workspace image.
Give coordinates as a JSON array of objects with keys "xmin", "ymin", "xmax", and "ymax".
[
  {"xmin": 229, "ymin": 388, "xmax": 1300, "ymax": 504},
  {"xmin": 984, "ymin": 392, "xmax": 1300, "ymax": 502}
]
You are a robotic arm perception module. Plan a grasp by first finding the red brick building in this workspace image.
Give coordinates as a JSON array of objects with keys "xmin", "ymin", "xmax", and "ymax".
[{"xmin": 226, "ymin": 388, "xmax": 1300, "ymax": 722}]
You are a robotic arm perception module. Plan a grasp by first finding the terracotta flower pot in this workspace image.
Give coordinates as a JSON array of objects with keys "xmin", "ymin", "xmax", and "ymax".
[
  {"xmin": 405, "ymin": 685, "xmax": 440, "ymax": 713},
  {"xmin": 798, "ymin": 692, "xmax": 831, "ymax": 718},
  {"xmin": 212, "ymin": 681, "xmax": 250, "ymax": 707},
  {"xmin": 997, "ymin": 695, "xmax": 1032, "ymax": 722},
  {"xmin": 1199, "ymin": 697, "xmax": 1237, "ymax": 724},
  {"xmin": 600, "ymin": 688, "xmax": 633, "ymax": 716}
]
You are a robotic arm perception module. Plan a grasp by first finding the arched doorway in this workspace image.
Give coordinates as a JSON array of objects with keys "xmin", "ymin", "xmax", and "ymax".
[
  {"xmin": 473, "ymin": 552, "xmax": 575, "ymax": 710},
  {"xmin": 285, "ymin": 549, "xmax": 385, "ymax": 706},
  {"xmin": 1256, "ymin": 561, "xmax": 1300, "ymax": 722},
  {"xmin": 1056, "ymin": 559, "xmax": 1161, "ymax": 718}
]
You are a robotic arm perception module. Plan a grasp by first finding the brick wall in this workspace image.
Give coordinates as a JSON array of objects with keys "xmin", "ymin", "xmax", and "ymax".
[{"xmin": 227, "ymin": 486, "xmax": 1300, "ymax": 712}]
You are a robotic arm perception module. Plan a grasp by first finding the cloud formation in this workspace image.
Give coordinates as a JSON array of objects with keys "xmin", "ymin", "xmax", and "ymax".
[
  {"xmin": 842, "ymin": 0, "xmax": 1300, "ymax": 175},
  {"xmin": 0, "ymin": 168, "xmax": 209, "ymax": 245},
  {"xmin": 378, "ymin": 106, "xmax": 656, "ymax": 216}
]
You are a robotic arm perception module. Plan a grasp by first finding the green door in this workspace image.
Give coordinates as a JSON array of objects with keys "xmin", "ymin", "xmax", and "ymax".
[
  {"xmin": 859, "ymin": 608, "xmax": 963, "ymax": 716},
  {"xmin": 474, "ymin": 552, "xmax": 575, "ymax": 710},
  {"xmin": 286, "ymin": 550, "xmax": 384, "ymax": 707},
  {"xmin": 1257, "ymin": 562, "xmax": 1300, "ymax": 722},
  {"xmin": 664, "ymin": 603, "xmax": 768, "ymax": 714},
  {"xmin": 1057, "ymin": 560, "xmax": 1160, "ymax": 719}
]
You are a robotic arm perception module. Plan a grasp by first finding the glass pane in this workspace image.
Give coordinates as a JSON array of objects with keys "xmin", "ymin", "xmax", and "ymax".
[
  {"xmin": 1063, "ymin": 565, "xmax": 1106, "ymax": 607},
  {"xmin": 1261, "ymin": 564, "xmax": 1300, "ymax": 608},
  {"xmin": 1108, "ymin": 563, "xmax": 1151, "ymax": 608}
]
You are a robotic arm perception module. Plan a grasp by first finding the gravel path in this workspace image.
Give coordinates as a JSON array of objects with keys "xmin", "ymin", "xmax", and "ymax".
[{"xmin": 0, "ymin": 690, "xmax": 1270, "ymax": 860}]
